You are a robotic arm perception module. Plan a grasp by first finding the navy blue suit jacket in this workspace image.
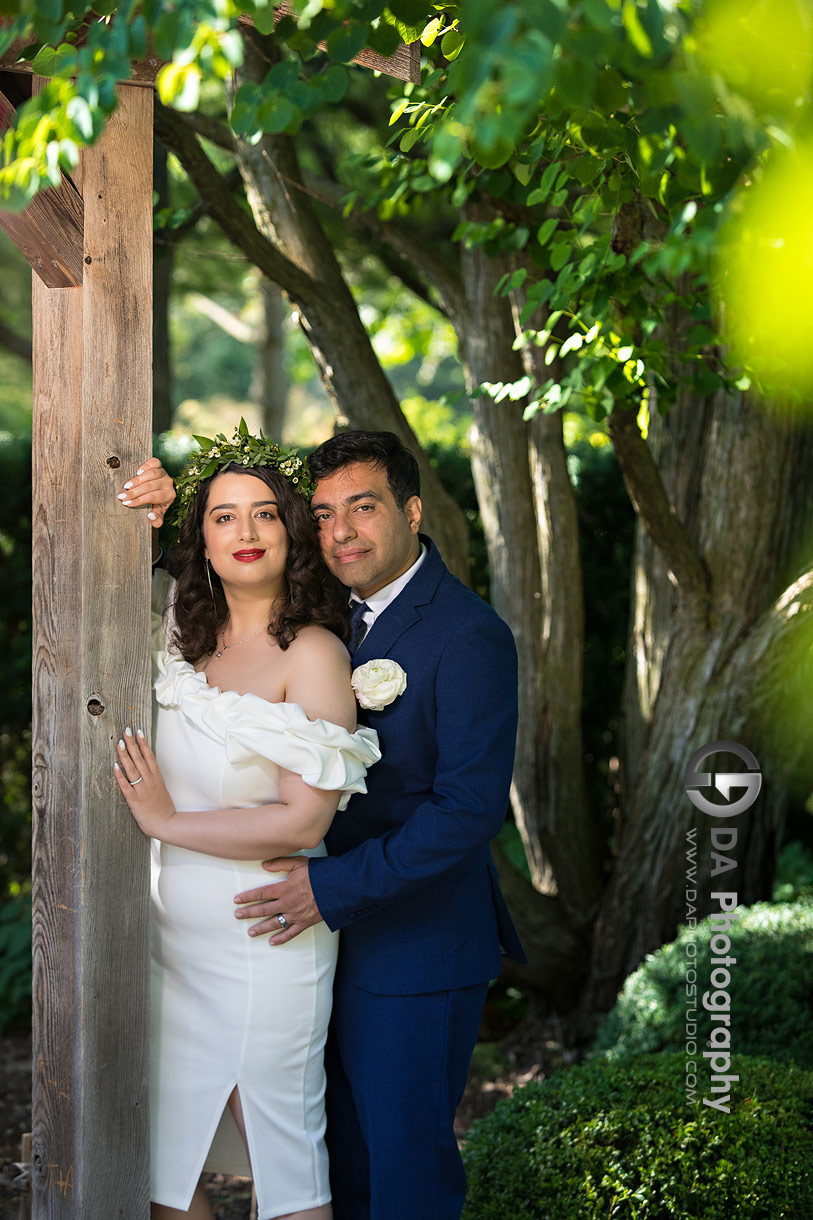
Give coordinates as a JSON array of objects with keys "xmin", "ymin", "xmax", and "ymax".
[{"xmin": 309, "ymin": 537, "xmax": 525, "ymax": 995}]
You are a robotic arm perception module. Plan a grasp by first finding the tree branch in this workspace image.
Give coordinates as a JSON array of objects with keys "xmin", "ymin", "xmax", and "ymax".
[
  {"xmin": 607, "ymin": 405, "xmax": 710, "ymax": 608},
  {"xmin": 300, "ymin": 171, "xmax": 456, "ymax": 317},
  {"xmin": 175, "ymin": 109, "xmax": 237, "ymax": 153},
  {"xmin": 153, "ymin": 100, "xmax": 315, "ymax": 303},
  {"xmin": 733, "ymin": 567, "xmax": 813, "ymax": 682}
]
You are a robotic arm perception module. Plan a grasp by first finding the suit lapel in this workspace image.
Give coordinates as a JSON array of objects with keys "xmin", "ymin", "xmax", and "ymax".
[{"xmin": 353, "ymin": 537, "xmax": 445, "ymax": 665}]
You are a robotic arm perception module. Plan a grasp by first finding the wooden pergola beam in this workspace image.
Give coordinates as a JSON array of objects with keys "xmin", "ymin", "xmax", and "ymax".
[
  {"xmin": 0, "ymin": 9, "xmax": 421, "ymax": 85},
  {"xmin": 0, "ymin": 87, "xmax": 84, "ymax": 286}
]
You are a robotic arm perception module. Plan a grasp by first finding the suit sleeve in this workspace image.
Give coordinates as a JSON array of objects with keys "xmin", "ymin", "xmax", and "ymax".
[{"xmin": 308, "ymin": 612, "xmax": 518, "ymax": 930}]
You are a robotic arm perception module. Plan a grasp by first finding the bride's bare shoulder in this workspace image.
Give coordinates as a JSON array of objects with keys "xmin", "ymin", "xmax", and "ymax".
[
  {"xmin": 286, "ymin": 624, "xmax": 350, "ymax": 670},
  {"xmin": 284, "ymin": 626, "xmax": 355, "ymax": 728}
]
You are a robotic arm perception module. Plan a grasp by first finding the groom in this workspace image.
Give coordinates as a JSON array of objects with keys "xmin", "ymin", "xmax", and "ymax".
[{"xmin": 234, "ymin": 430, "xmax": 524, "ymax": 1220}]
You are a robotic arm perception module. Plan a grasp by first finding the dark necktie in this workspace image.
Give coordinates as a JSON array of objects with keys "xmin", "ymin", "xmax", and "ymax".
[{"xmin": 348, "ymin": 600, "xmax": 370, "ymax": 653}]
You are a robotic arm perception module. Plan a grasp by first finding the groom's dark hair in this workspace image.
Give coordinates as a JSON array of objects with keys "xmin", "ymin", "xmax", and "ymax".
[{"xmin": 308, "ymin": 430, "xmax": 420, "ymax": 511}]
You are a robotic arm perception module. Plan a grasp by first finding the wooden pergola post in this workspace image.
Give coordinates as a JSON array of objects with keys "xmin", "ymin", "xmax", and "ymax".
[{"xmin": 15, "ymin": 81, "xmax": 154, "ymax": 1218}]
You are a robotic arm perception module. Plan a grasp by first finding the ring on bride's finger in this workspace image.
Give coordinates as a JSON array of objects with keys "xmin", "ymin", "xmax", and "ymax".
[
  {"xmin": 129, "ymin": 777, "xmax": 143, "ymax": 786},
  {"xmin": 276, "ymin": 914, "xmax": 289, "ymax": 930}
]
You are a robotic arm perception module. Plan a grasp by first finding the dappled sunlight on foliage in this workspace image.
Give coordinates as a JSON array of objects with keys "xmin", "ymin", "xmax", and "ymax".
[
  {"xmin": 401, "ymin": 393, "xmax": 471, "ymax": 451},
  {"xmin": 694, "ymin": 0, "xmax": 813, "ymax": 118},
  {"xmin": 716, "ymin": 144, "xmax": 813, "ymax": 399}
]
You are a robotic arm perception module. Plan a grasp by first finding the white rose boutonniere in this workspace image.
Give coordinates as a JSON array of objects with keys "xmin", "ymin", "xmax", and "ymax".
[{"xmin": 351, "ymin": 659, "xmax": 407, "ymax": 711}]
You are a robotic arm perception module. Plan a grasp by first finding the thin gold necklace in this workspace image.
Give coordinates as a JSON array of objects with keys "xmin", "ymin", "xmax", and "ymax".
[{"xmin": 215, "ymin": 624, "xmax": 268, "ymax": 658}]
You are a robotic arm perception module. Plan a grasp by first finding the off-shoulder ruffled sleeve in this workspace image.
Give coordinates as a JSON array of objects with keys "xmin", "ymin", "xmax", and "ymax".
[{"xmin": 152, "ymin": 603, "xmax": 380, "ymax": 809}]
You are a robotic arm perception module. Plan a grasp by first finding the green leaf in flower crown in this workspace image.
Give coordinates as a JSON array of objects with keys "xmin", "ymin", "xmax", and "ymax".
[
  {"xmin": 193, "ymin": 435, "xmax": 215, "ymax": 449},
  {"xmin": 238, "ymin": 418, "xmax": 249, "ymax": 437}
]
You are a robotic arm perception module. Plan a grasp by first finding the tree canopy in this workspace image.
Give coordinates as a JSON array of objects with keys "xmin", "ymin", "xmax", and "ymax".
[{"xmin": 2, "ymin": 0, "xmax": 813, "ymax": 401}]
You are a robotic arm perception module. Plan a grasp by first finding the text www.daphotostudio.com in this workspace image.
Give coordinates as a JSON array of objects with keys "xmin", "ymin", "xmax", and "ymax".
[{"xmin": 682, "ymin": 741, "xmax": 762, "ymax": 1112}]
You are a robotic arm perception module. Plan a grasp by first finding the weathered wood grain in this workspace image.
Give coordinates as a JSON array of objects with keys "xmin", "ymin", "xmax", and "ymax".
[
  {"xmin": 1, "ymin": 12, "xmax": 421, "ymax": 85},
  {"xmin": 31, "ymin": 83, "xmax": 152, "ymax": 1220},
  {"xmin": 0, "ymin": 86, "xmax": 84, "ymax": 287},
  {"xmin": 268, "ymin": 7, "xmax": 421, "ymax": 83}
]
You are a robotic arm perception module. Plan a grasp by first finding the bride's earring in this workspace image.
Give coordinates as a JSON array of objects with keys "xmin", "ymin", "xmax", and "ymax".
[{"xmin": 204, "ymin": 558, "xmax": 215, "ymax": 603}]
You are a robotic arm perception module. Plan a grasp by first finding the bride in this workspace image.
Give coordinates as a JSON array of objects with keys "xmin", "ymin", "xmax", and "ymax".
[{"xmin": 114, "ymin": 427, "xmax": 379, "ymax": 1220}]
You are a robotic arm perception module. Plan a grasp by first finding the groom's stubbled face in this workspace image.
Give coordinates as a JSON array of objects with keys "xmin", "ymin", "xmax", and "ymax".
[{"xmin": 312, "ymin": 461, "xmax": 422, "ymax": 599}]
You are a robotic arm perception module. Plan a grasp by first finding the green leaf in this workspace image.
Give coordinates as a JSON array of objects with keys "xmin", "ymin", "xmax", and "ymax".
[
  {"xmin": 420, "ymin": 16, "xmax": 443, "ymax": 46},
  {"xmin": 66, "ymin": 96, "xmax": 93, "ymax": 142},
  {"xmin": 31, "ymin": 43, "xmax": 75, "ymax": 77},
  {"xmin": 254, "ymin": 6, "xmax": 277, "ymax": 35},
  {"xmin": 622, "ymin": 0, "xmax": 652, "ymax": 58},
  {"xmin": 369, "ymin": 22, "xmax": 402, "ymax": 56},
  {"xmin": 128, "ymin": 15, "xmax": 147, "ymax": 59},
  {"xmin": 400, "ymin": 126, "xmax": 422, "ymax": 152},
  {"xmin": 441, "ymin": 29, "xmax": 464, "ymax": 61},
  {"xmin": 389, "ymin": 96, "xmax": 409, "ymax": 126},
  {"xmin": 34, "ymin": 0, "xmax": 62, "ymax": 20},
  {"xmin": 230, "ymin": 96, "xmax": 258, "ymax": 135},
  {"xmin": 387, "ymin": 0, "xmax": 432, "ymax": 26},
  {"xmin": 257, "ymin": 96, "xmax": 299, "ymax": 134},
  {"xmin": 320, "ymin": 64, "xmax": 349, "ymax": 103},
  {"xmin": 268, "ymin": 59, "xmax": 300, "ymax": 91},
  {"xmin": 504, "ymin": 267, "xmax": 528, "ymax": 292},
  {"xmin": 326, "ymin": 23, "xmax": 370, "ymax": 63},
  {"xmin": 470, "ymin": 130, "xmax": 514, "ymax": 170},
  {"xmin": 534, "ymin": 217, "xmax": 554, "ymax": 245},
  {"xmin": 550, "ymin": 241, "xmax": 571, "ymax": 270}
]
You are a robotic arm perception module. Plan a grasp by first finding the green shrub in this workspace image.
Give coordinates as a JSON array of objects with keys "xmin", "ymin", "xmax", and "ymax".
[
  {"xmin": 773, "ymin": 839, "xmax": 813, "ymax": 902},
  {"xmin": 594, "ymin": 901, "xmax": 813, "ymax": 1069},
  {"xmin": 461, "ymin": 1054, "xmax": 813, "ymax": 1220}
]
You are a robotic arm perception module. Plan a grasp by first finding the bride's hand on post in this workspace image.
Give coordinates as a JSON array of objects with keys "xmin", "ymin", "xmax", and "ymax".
[
  {"xmin": 114, "ymin": 728, "xmax": 176, "ymax": 836},
  {"xmin": 118, "ymin": 455, "xmax": 176, "ymax": 528}
]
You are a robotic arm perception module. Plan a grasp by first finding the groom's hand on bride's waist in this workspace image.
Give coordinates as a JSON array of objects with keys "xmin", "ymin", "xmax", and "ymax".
[{"xmin": 233, "ymin": 856, "xmax": 322, "ymax": 945}]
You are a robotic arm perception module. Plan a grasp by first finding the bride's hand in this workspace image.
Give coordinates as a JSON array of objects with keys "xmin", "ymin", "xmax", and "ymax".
[
  {"xmin": 118, "ymin": 456, "xmax": 176, "ymax": 529},
  {"xmin": 114, "ymin": 728, "xmax": 176, "ymax": 837}
]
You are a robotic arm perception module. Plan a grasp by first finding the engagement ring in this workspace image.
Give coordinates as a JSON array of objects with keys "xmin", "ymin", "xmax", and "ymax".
[{"xmin": 276, "ymin": 914, "xmax": 289, "ymax": 930}]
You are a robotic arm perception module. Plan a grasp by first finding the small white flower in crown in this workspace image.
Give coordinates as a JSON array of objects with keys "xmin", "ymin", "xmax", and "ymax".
[{"xmin": 351, "ymin": 659, "xmax": 407, "ymax": 711}]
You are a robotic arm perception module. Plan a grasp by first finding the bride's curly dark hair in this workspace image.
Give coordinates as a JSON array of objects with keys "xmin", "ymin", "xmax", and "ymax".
[{"xmin": 169, "ymin": 462, "xmax": 349, "ymax": 661}]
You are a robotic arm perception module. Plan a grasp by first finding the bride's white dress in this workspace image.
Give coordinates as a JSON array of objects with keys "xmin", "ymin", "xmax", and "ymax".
[{"xmin": 148, "ymin": 572, "xmax": 379, "ymax": 1217}]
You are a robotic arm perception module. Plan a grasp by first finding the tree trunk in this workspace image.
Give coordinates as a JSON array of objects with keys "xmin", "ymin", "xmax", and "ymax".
[
  {"xmin": 251, "ymin": 277, "xmax": 289, "ymax": 439},
  {"xmin": 450, "ymin": 212, "xmax": 603, "ymax": 919},
  {"xmin": 580, "ymin": 386, "xmax": 813, "ymax": 1020}
]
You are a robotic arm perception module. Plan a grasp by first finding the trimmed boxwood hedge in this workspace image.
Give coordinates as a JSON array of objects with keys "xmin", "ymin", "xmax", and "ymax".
[
  {"xmin": 461, "ymin": 1053, "xmax": 813, "ymax": 1219},
  {"xmin": 593, "ymin": 901, "xmax": 813, "ymax": 1069}
]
